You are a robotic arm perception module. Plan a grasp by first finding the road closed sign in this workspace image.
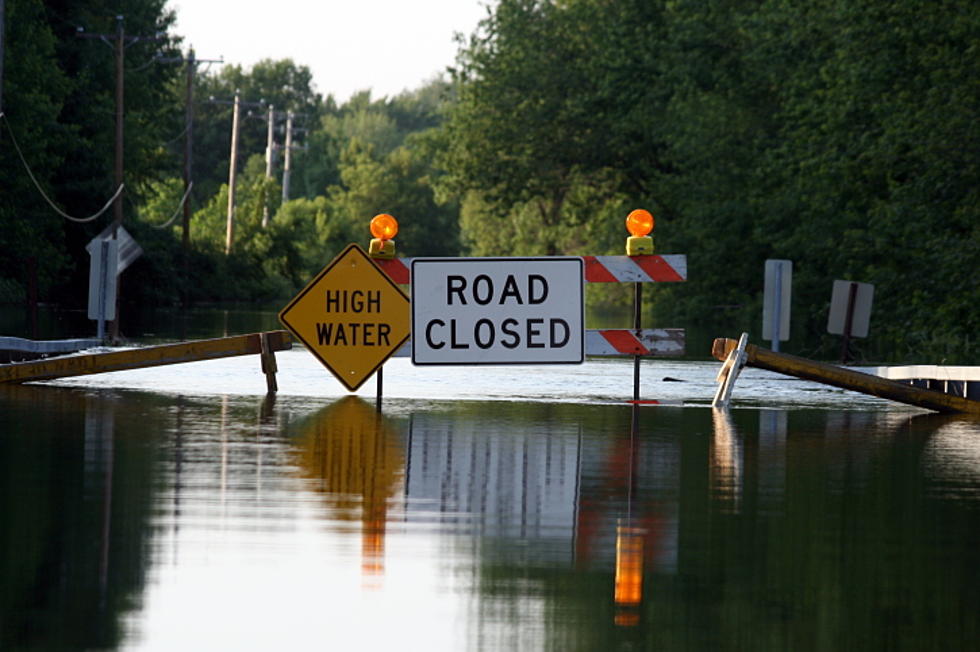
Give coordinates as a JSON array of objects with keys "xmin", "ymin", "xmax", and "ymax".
[{"xmin": 411, "ymin": 257, "xmax": 584, "ymax": 365}]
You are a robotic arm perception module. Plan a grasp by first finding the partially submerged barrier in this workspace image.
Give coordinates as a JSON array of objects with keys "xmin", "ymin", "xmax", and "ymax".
[
  {"xmin": 711, "ymin": 336, "xmax": 980, "ymax": 415},
  {"xmin": 0, "ymin": 331, "xmax": 291, "ymax": 387}
]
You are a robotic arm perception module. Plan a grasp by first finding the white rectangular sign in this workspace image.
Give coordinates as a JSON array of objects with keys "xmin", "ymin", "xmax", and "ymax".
[{"xmin": 411, "ymin": 257, "xmax": 584, "ymax": 365}]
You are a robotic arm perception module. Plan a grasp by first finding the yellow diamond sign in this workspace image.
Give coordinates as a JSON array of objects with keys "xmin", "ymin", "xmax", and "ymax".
[{"xmin": 279, "ymin": 243, "xmax": 410, "ymax": 391}]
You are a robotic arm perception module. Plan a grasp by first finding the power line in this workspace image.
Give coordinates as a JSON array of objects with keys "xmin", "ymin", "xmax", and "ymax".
[
  {"xmin": 1, "ymin": 111, "xmax": 123, "ymax": 223},
  {"xmin": 151, "ymin": 181, "xmax": 193, "ymax": 229}
]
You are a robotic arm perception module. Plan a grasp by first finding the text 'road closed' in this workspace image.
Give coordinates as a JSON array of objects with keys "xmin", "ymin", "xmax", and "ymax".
[{"xmin": 411, "ymin": 258, "xmax": 584, "ymax": 365}]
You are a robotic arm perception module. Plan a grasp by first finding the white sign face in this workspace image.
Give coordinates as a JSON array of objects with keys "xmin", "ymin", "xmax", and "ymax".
[{"xmin": 411, "ymin": 258, "xmax": 584, "ymax": 365}]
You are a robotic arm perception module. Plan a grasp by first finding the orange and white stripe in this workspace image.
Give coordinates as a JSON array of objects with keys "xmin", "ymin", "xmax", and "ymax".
[{"xmin": 375, "ymin": 255, "xmax": 687, "ymax": 285}]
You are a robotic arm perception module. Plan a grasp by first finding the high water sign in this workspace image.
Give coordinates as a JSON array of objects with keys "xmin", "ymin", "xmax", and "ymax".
[{"xmin": 279, "ymin": 244, "xmax": 410, "ymax": 391}]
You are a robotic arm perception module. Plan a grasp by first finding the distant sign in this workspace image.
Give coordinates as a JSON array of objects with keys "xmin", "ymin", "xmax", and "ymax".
[
  {"xmin": 279, "ymin": 244, "xmax": 411, "ymax": 391},
  {"xmin": 86, "ymin": 225, "xmax": 142, "ymax": 275},
  {"xmin": 827, "ymin": 280, "xmax": 874, "ymax": 338},
  {"xmin": 762, "ymin": 259, "xmax": 792, "ymax": 349},
  {"xmin": 411, "ymin": 257, "xmax": 584, "ymax": 365},
  {"xmin": 87, "ymin": 238, "xmax": 118, "ymax": 321}
]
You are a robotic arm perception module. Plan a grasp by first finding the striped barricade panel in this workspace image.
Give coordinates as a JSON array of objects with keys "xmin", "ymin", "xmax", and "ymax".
[
  {"xmin": 390, "ymin": 329, "xmax": 684, "ymax": 358},
  {"xmin": 375, "ymin": 255, "xmax": 687, "ymax": 285}
]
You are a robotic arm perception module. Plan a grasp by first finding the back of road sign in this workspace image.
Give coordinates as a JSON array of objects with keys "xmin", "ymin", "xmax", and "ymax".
[
  {"xmin": 87, "ymin": 238, "xmax": 118, "ymax": 321},
  {"xmin": 827, "ymin": 280, "xmax": 874, "ymax": 337},
  {"xmin": 762, "ymin": 259, "xmax": 792, "ymax": 346}
]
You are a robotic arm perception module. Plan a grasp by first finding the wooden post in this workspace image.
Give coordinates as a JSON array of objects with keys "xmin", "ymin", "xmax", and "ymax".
[
  {"xmin": 712, "ymin": 337, "xmax": 980, "ymax": 415},
  {"xmin": 225, "ymin": 90, "xmax": 241, "ymax": 255},
  {"xmin": 259, "ymin": 332, "xmax": 278, "ymax": 394}
]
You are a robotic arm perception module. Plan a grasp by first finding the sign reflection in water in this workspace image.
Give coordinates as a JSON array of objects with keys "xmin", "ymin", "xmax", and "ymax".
[
  {"xmin": 2, "ymin": 385, "xmax": 979, "ymax": 650},
  {"xmin": 293, "ymin": 396, "xmax": 404, "ymax": 586}
]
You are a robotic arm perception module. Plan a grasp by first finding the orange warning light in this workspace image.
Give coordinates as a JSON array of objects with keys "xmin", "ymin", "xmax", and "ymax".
[
  {"xmin": 370, "ymin": 213, "xmax": 399, "ymax": 241},
  {"xmin": 614, "ymin": 526, "xmax": 645, "ymax": 607},
  {"xmin": 625, "ymin": 209, "xmax": 654, "ymax": 237}
]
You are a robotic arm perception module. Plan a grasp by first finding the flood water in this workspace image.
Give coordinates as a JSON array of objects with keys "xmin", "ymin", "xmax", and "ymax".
[{"xmin": 2, "ymin": 349, "xmax": 979, "ymax": 650}]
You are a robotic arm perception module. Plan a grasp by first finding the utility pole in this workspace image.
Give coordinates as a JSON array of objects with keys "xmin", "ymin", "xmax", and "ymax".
[
  {"xmin": 281, "ymin": 111, "xmax": 293, "ymax": 204},
  {"xmin": 178, "ymin": 48, "xmax": 220, "ymax": 306},
  {"xmin": 207, "ymin": 91, "xmax": 262, "ymax": 255},
  {"xmin": 263, "ymin": 104, "xmax": 276, "ymax": 227},
  {"xmin": 226, "ymin": 90, "xmax": 241, "ymax": 255},
  {"xmin": 1, "ymin": 0, "xmax": 6, "ymax": 115},
  {"xmin": 77, "ymin": 16, "xmax": 164, "ymax": 342},
  {"xmin": 183, "ymin": 49, "xmax": 194, "ymax": 252},
  {"xmin": 113, "ymin": 16, "xmax": 124, "ymax": 237}
]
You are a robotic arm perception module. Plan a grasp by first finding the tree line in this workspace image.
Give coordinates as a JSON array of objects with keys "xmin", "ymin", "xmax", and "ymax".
[{"xmin": 2, "ymin": 0, "xmax": 977, "ymax": 362}]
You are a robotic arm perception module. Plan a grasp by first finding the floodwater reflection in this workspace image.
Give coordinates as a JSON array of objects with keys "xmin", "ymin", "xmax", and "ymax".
[
  {"xmin": 1, "ymin": 387, "xmax": 978, "ymax": 650},
  {"xmin": 293, "ymin": 397, "xmax": 404, "ymax": 586}
]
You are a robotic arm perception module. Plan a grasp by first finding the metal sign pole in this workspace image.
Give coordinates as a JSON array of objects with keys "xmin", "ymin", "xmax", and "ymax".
[
  {"xmin": 633, "ymin": 282, "xmax": 642, "ymax": 401},
  {"xmin": 840, "ymin": 282, "xmax": 858, "ymax": 364},
  {"xmin": 771, "ymin": 263, "xmax": 782, "ymax": 352},
  {"xmin": 97, "ymin": 240, "xmax": 109, "ymax": 341}
]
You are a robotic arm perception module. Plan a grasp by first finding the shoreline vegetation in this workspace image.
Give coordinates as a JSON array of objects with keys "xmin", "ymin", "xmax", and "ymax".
[{"xmin": 2, "ymin": 0, "xmax": 977, "ymax": 364}]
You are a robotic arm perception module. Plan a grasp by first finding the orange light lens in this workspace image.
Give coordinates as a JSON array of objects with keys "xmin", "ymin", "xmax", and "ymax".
[
  {"xmin": 625, "ymin": 209, "xmax": 654, "ymax": 237},
  {"xmin": 370, "ymin": 213, "xmax": 399, "ymax": 240}
]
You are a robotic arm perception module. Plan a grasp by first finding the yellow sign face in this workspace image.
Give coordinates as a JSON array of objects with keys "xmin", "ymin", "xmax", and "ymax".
[{"xmin": 279, "ymin": 243, "xmax": 410, "ymax": 391}]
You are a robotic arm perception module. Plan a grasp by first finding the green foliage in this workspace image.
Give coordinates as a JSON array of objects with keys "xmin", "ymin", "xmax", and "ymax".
[
  {"xmin": 438, "ymin": 0, "xmax": 980, "ymax": 362},
  {"xmin": 5, "ymin": 0, "xmax": 978, "ymax": 362}
]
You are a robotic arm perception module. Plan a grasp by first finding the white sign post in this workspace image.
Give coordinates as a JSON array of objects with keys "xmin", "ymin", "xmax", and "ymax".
[{"xmin": 411, "ymin": 257, "xmax": 585, "ymax": 365}]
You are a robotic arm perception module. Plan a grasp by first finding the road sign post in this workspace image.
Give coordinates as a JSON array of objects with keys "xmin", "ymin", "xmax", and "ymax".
[
  {"xmin": 279, "ymin": 244, "xmax": 410, "ymax": 391},
  {"xmin": 410, "ymin": 257, "xmax": 584, "ymax": 365}
]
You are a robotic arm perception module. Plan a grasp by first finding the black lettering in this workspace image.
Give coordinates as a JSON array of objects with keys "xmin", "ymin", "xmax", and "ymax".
[
  {"xmin": 366, "ymin": 290, "xmax": 381, "ymax": 313},
  {"xmin": 474, "ymin": 319, "xmax": 495, "ymax": 349},
  {"xmin": 447, "ymin": 276, "xmax": 467, "ymax": 305},
  {"xmin": 350, "ymin": 290, "xmax": 364, "ymax": 313},
  {"xmin": 450, "ymin": 319, "xmax": 469, "ymax": 349},
  {"xmin": 528, "ymin": 275, "xmax": 548, "ymax": 304},
  {"xmin": 425, "ymin": 319, "xmax": 445, "ymax": 349},
  {"xmin": 473, "ymin": 275, "xmax": 493, "ymax": 305},
  {"xmin": 378, "ymin": 323, "xmax": 391, "ymax": 347},
  {"xmin": 499, "ymin": 275, "xmax": 523, "ymax": 305},
  {"xmin": 363, "ymin": 322, "xmax": 375, "ymax": 345},
  {"xmin": 334, "ymin": 323, "xmax": 348, "ymax": 346},
  {"xmin": 317, "ymin": 322, "xmax": 333, "ymax": 345},
  {"xmin": 550, "ymin": 318, "xmax": 570, "ymax": 347},
  {"xmin": 326, "ymin": 290, "xmax": 342, "ymax": 313},
  {"xmin": 527, "ymin": 318, "xmax": 545, "ymax": 348},
  {"xmin": 500, "ymin": 318, "xmax": 520, "ymax": 348}
]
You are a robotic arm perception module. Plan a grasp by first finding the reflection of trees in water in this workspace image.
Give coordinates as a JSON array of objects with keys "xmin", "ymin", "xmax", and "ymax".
[{"xmin": 0, "ymin": 386, "xmax": 159, "ymax": 650}]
